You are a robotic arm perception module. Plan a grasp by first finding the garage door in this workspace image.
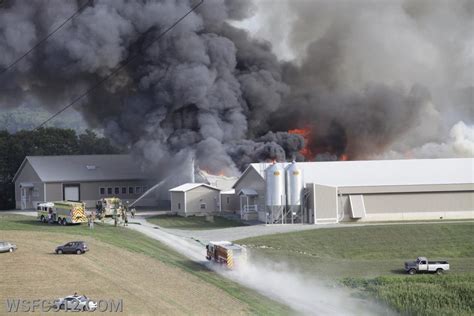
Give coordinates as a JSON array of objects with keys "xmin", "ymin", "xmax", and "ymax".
[{"xmin": 64, "ymin": 185, "xmax": 80, "ymax": 201}]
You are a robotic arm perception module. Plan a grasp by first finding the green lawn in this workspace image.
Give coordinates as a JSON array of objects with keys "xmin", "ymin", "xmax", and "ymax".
[
  {"xmin": 237, "ymin": 222, "xmax": 474, "ymax": 315},
  {"xmin": 146, "ymin": 214, "xmax": 246, "ymax": 230},
  {"xmin": 0, "ymin": 214, "xmax": 291, "ymax": 315}
]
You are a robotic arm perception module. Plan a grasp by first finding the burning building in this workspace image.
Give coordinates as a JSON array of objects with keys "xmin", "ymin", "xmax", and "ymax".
[
  {"xmin": 228, "ymin": 158, "xmax": 474, "ymax": 223},
  {"xmin": 1, "ymin": 0, "xmax": 473, "ymax": 181},
  {"xmin": 2, "ymin": 0, "xmax": 473, "ymax": 218}
]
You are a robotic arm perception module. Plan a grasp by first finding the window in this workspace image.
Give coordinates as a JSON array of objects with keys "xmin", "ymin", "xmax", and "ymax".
[
  {"xmin": 107, "ymin": 187, "xmax": 112, "ymax": 195},
  {"xmin": 129, "ymin": 187, "xmax": 134, "ymax": 194},
  {"xmin": 33, "ymin": 187, "xmax": 39, "ymax": 198},
  {"xmin": 135, "ymin": 186, "xmax": 142, "ymax": 194},
  {"xmin": 121, "ymin": 187, "xmax": 127, "ymax": 194},
  {"xmin": 200, "ymin": 203, "xmax": 206, "ymax": 209},
  {"xmin": 100, "ymin": 187, "xmax": 105, "ymax": 195},
  {"xmin": 178, "ymin": 203, "xmax": 181, "ymax": 210},
  {"xmin": 114, "ymin": 187, "xmax": 120, "ymax": 195}
]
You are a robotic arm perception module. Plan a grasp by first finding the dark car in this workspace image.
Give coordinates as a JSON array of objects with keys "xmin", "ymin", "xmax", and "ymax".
[{"xmin": 55, "ymin": 241, "xmax": 89, "ymax": 255}]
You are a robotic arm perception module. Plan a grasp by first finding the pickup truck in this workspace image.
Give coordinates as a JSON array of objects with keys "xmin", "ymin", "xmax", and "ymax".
[{"xmin": 404, "ymin": 257, "xmax": 449, "ymax": 275}]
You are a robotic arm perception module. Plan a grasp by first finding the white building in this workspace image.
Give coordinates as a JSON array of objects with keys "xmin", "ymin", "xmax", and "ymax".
[
  {"xmin": 169, "ymin": 183, "xmax": 221, "ymax": 216},
  {"xmin": 231, "ymin": 158, "xmax": 474, "ymax": 224}
]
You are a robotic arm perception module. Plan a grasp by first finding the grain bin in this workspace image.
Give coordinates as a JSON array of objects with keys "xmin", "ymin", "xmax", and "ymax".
[
  {"xmin": 286, "ymin": 161, "xmax": 303, "ymax": 206},
  {"xmin": 265, "ymin": 162, "xmax": 285, "ymax": 206}
]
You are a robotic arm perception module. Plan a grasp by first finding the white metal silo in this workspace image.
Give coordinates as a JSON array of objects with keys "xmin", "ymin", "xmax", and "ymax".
[
  {"xmin": 286, "ymin": 161, "xmax": 303, "ymax": 206},
  {"xmin": 265, "ymin": 162, "xmax": 285, "ymax": 206},
  {"xmin": 265, "ymin": 162, "xmax": 286, "ymax": 224},
  {"xmin": 285, "ymin": 161, "xmax": 304, "ymax": 224}
]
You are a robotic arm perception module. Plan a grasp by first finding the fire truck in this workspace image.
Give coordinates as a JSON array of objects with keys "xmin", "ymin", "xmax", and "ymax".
[
  {"xmin": 205, "ymin": 241, "xmax": 247, "ymax": 269},
  {"xmin": 37, "ymin": 201, "xmax": 88, "ymax": 225},
  {"xmin": 96, "ymin": 197, "xmax": 123, "ymax": 217}
]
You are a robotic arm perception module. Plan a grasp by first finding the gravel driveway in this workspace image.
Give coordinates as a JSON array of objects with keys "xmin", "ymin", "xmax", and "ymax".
[{"xmin": 126, "ymin": 214, "xmax": 328, "ymax": 242}]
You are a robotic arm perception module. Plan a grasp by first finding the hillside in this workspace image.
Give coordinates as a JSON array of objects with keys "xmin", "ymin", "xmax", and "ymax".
[
  {"xmin": 0, "ymin": 104, "xmax": 87, "ymax": 133},
  {"xmin": 0, "ymin": 214, "xmax": 291, "ymax": 315}
]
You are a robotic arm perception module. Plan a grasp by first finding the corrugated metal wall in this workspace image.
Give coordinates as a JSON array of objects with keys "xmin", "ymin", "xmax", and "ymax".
[
  {"xmin": 338, "ymin": 191, "xmax": 474, "ymax": 221},
  {"xmin": 313, "ymin": 184, "xmax": 338, "ymax": 223}
]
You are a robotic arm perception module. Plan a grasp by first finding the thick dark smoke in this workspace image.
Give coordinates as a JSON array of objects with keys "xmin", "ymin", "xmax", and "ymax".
[
  {"xmin": 244, "ymin": 0, "xmax": 473, "ymax": 160},
  {"xmin": 0, "ymin": 0, "xmax": 472, "ymax": 179},
  {"xmin": 0, "ymin": 0, "xmax": 302, "ymax": 176}
]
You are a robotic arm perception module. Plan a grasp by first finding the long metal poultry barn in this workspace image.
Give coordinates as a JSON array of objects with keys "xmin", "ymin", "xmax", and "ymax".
[{"xmin": 229, "ymin": 158, "xmax": 474, "ymax": 224}]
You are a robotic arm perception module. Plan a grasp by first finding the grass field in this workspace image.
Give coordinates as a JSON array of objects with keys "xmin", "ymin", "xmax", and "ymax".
[
  {"xmin": 147, "ymin": 214, "xmax": 246, "ymax": 230},
  {"xmin": 1, "ymin": 230, "xmax": 247, "ymax": 315},
  {"xmin": 0, "ymin": 214, "xmax": 291, "ymax": 315},
  {"xmin": 237, "ymin": 222, "xmax": 474, "ymax": 315},
  {"xmin": 343, "ymin": 274, "xmax": 474, "ymax": 316}
]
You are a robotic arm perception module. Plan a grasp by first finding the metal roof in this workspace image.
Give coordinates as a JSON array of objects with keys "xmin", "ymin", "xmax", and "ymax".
[
  {"xmin": 238, "ymin": 188, "xmax": 258, "ymax": 196},
  {"xmin": 248, "ymin": 158, "xmax": 474, "ymax": 187},
  {"xmin": 14, "ymin": 155, "xmax": 150, "ymax": 183},
  {"xmin": 169, "ymin": 183, "xmax": 220, "ymax": 192}
]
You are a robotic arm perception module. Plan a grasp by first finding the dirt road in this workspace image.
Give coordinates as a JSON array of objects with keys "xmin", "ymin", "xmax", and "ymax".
[{"xmin": 126, "ymin": 217, "xmax": 392, "ymax": 316}]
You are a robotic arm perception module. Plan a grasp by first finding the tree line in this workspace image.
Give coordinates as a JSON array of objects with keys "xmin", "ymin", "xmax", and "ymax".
[{"xmin": 0, "ymin": 128, "xmax": 121, "ymax": 210}]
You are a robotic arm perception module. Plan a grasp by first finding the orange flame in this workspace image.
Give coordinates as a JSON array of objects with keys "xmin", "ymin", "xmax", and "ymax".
[
  {"xmin": 289, "ymin": 127, "xmax": 313, "ymax": 160},
  {"xmin": 200, "ymin": 167, "xmax": 226, "ymax": 177},
  {"xmin": 289, "ymin": 126, "xmax": 350, "ymax": 161}
]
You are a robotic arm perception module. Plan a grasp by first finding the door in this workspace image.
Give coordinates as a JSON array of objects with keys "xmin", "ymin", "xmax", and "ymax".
[
  {"xmin": 418, "ymin": 260, "xmax": 428, "ymax": 271},
  {"xmin": 21, "ymin": 188, "xmax": 32, "ymax": 210},
  {"xmin": 63, "ymin": 243, "xmax": 73, "ymax": 254},
  {"xmin": 63, "ymin": 184, "xmax": 80, "ymax": 201}
]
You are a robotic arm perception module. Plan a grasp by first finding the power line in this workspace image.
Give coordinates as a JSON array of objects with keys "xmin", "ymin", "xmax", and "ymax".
[
  {"xmin": 35, "ymin": 0, "xmax": 204, "ymax": 130},
  {"xmin": 0, "ymin": 0, "xmax": 92, "ymax": 76}
]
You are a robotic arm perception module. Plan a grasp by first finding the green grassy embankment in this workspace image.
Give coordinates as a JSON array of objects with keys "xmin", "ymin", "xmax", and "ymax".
[
  {"xmin": 0, "ymin": 214, "xmax": 291, "ymax": 315},
  {"xmin": 237, "ymin": 222, "xmax": 474, "ymax": 315},
  {"xmin": 147, "ymin": 214, "xmax": 246, "ymax": 230}
]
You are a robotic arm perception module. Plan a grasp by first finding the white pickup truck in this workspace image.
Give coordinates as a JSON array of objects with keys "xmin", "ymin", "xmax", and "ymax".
[{"xmin": 404, "ymin": 257, "xmax": 449, "ymax": 275}]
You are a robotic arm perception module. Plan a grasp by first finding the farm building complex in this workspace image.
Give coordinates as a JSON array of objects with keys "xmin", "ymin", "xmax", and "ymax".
[
  {"xmin": 13, "ymin": 155, "xmax": 156, "ymax": 210},
  {"xmin": 229, "ymin": 158, "xmax": 474, "ymax": 224},
  {"xmin": 14, "ymin": 154, "xmax": 474, "ymax": 224}
]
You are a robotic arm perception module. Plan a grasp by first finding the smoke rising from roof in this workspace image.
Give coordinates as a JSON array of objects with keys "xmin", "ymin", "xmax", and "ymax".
[{"xmin": 0, "ymin": 0, "xmax": 472, "ymax": 178}]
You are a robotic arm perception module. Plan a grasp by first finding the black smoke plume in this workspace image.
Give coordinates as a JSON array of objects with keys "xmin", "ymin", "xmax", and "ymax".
[{"xmin": 0, "ymin": 0, "xmax": 472, "ymax": 179}]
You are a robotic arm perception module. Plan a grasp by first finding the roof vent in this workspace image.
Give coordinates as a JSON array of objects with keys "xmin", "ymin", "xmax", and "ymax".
[{"xmin": 86, "ymin": 165, "xmax": 97, "ymax": 170}]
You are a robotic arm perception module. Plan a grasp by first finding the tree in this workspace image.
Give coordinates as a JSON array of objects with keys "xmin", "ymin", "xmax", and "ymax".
[{"xmin": 78, "ymin": 130, "xmax": 120, "ymax": 155}]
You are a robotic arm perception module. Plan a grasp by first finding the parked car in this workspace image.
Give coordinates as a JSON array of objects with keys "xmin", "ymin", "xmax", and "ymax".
[
  {"xmin": 54, "ymin": 295, "xmax": 97, "ymax": 311},
  {"xmin": 55, "ymin": 241, "xmax": 89, "ymax": 255},
  {"xmin": 405, "ymin": 256, "xmax": 450, "ymax": 275},
  {"xmin": 0, "ymin": 241, "xmax": 17, "ymax": 253}
]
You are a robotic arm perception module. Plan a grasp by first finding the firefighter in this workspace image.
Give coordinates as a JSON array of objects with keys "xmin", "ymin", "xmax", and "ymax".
[
  {"xmin": 89, "ymin": 213, "xmax": 94, "ymax": 229},
  {"xmin": 113, "ymin": 208, "xmax": 118, "ymax": 227},
  {"xmin": 47, "ymin": 210, "xmax": 52, "ymax": 224},
  {"xmin": 131, "ymin": 207, "xmax": 136, "ymax": 218},
  {"xmin": 124, "ymin": 201, "xmax": 129, "ymax": 214},
  {"xmin": 96, "ymin": 200, "xmax": 103, "ymax": 217},
  {"xmin": 123, "ymin": 208, "xmax": 128, "ymax": 226}
]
